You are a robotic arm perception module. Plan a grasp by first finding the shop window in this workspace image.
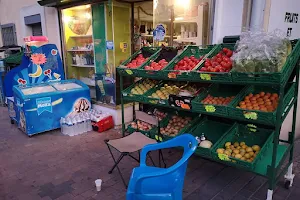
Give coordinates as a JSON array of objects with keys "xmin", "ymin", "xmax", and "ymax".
[
  {"xmin": 1, "ymin": 23, "xmax": 17, "ymax": 46},
  {"xmin": 24, "ymin": 14, "xmax": 43, "ymax": 36}
]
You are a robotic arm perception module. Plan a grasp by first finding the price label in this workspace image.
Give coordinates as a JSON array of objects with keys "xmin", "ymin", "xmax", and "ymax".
[
  {"xmin": 149, "ymin": 100, "xmax": 158, "ymax": 104},
  {"xmin": 244, "ymin": 112, "xmax": 258, "ymax": 120},
  {"xmin": 125, "ymin": 69, "xmax": 133, "ymax": 75},
  {"xmin": 168, "ymin": 72, "xmax": 177, "ymax": 79},
  {"xmin": 181, "ymin": 104, "xmax": 191, "ymax": 110},
  {"xmin": 200, "ymin": 74, "xmax": 211, "ymax": 80},
  {"xmin": 205, "ymin": 105, "xmax": 216, "ymax": 112},
  {"xmin": 155, "ymin": 135, "xmax": 163, "ymax": 142},
  {"xmin": 247, "ymin": 124, "xmax": 257, "ymax": 132},
  {"xmin": 218, "ymin": 153, "xmax": 230, "ymax": 161},
  {"xmin": 158, "ymin": 100, "xmax": 166, "ymax": 105}
]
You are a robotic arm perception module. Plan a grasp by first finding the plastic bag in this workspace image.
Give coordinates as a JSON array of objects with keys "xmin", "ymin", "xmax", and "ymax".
[{"xmin": 232, "ymin": 30, "xmax": 292, "ymax": 73}]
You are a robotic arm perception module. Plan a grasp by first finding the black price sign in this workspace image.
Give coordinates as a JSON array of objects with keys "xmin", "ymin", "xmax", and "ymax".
[{"xmin": 284, "ymin": 12, "xmax": 298, "ymax": 37}]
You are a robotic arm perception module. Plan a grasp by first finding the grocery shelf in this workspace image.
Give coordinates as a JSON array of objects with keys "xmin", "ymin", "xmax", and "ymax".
[
  {"xmin": 119, "ymin": 41, "xmax": 300, "ymax": 200},
  {"xmin": 70, "ymin": 35, "xmax": 93, "ymax": 38},
  {"xmin": 67, "ymin": 49, "xmax": 94, "ymax": 52},
  {"xmin": 72, "ymin": 64, "xmax": 95, "ymax": 68},
  {"xmin": 174, "ymin": 37, "xmax": 198, "ymax": 43}
]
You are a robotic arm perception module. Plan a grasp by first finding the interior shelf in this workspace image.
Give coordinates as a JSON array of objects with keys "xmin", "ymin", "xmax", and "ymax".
[{"xmin": 72, "ymin": 64, "xmax": 95, "ymax": 68}]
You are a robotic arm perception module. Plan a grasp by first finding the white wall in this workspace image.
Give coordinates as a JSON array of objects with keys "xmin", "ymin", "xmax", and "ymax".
[
  {"xmin": 266, "ymin": 0, "xmax": 300, "ymax": 139},
  {"xmin": 212, "ymin": 0, "xmax": 244, "ymax": 44},
  {"xmin": 0, "ymin": 0, "xmax": 60, "ymax": 50}
]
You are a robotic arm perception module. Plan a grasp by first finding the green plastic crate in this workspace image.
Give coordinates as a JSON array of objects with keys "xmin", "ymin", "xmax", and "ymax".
[
  {"xmin": 189, "ymin": 117, "xmax": 233, "ymax": 158},
  {"xmin": 162, "ymin": 45, "xmax": 214, "ymax": 80},
  {"xmin": 231, "ymin": 39, "xmax": 300, "ymax": 85},
  {"xmin": 127, "ymin": 122, "xmax": 158, "ymax": 139},
  {"xmin": 156, "ymin": 111, "xmax": 201, "ymax": 142},
  {"xmin": 228, "ymin": 83, "xmax": 295, "ymax": 125},
  {"xmin": 143, "ymin": 83, "xmax": 172, "ymax": 106},
  {"xmin": 122, "ymin": 79, "xmax": 159, "ymax": 102},
  {"xmin": 138, "ymin": 47, "xmax": 178, "ymax": 78},
  {"xmin": 211, "ymin": 123, "xmax": 274, "ymax": 170},
  {"xmin": 117, "ymin": 47, "xmax": 161, "ymax": 77},
  {"xmin": 192, "ymin": 84, "xmax": 245, "ymax": 117},
  {"xmin": 191, "ymin": 43, "xmax": 235, "ymax": 82}
]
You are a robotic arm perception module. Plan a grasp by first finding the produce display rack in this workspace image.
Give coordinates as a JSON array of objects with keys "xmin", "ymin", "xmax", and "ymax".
[{"xmin": 117, "ymin": 41, "xmax": 300, "ymax": 200}]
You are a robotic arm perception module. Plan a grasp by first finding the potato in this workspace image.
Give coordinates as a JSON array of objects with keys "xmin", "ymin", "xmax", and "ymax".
[
  {"xmin": 252, "ymin": 145, "xmax": 261, "ymax": 152},
  {"xmin": 246, "ymin": 147, "xmax": 253, "ymax": 153},
  {"xmin": 233, "ymin": 142, "xmax": 240, "ymax": 147},
  {"xmin": 240, "ymin": 142, "xmax": 246, "ymax": 146},
  {"xmin": 224, "ymin": 150, "xmax": 231, "ymax": 156},
  {"xmin": 233, "ymin": 149, "xmax": 240, "ymax": 154},
  {"xmin": 235, "ymin": 154, "xmax": 242, "ymax": 159},
  {"xmin": 244, "ymin": 153, "xmax": 251, "ymax": 159},
  {"xmin": 217, "ymin": 148, "xmax": 225, "ymax": 154},
  {"xmin": 225, "ymin": 142, "xmax": 231, "ymax": 148}
]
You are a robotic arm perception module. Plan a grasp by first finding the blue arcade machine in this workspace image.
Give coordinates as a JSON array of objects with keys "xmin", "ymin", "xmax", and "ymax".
[{"xmin": 4, "ymin": 36, "xmax": 91, "ymax": 136}]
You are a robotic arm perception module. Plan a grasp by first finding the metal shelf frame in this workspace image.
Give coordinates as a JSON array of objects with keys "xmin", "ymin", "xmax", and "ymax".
[{"xmin": 118, "ymin": 51, "xmax": 299, "ymax": 200}]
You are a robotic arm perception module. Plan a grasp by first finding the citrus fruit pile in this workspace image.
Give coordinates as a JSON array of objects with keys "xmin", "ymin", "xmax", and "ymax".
[{"xmin": 201, "ymin": 94, "xmax": 235, "ymax": 105}]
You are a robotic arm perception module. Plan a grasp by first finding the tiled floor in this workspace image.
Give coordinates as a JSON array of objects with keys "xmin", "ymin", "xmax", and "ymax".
[{"xmin": 1, "ymin": 107, "xmax": 300, "ymax": 200}]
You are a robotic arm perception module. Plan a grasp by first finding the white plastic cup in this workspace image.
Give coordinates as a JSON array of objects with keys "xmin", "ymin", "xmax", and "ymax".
[{"xmin": 95, "ymin": 179, "xmax": 102, "ymax": 192}]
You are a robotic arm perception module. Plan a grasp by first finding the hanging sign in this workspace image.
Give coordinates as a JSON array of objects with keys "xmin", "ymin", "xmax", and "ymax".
[
  {"xmin": 153, "ymin": 24, "xmax": 166, "ymax": 41},
  {"xmin": 106, "ymin": 41, "xmax": 114, "ymax": 50}
]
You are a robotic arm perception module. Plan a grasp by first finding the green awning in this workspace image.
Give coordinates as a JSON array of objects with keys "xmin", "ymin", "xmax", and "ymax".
[{"xmin": 4, "ymin": 51, "xmax": 24, "ymax": 65}]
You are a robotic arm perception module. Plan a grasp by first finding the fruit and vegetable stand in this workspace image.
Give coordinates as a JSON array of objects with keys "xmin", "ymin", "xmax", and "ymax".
[{"xmin": 117, "ymin": 33, "xmax": 300, "ymax": 199}]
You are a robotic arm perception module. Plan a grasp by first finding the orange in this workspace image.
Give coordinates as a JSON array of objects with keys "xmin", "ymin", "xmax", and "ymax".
[
  {"xmin": 272, "ymin": 93, "xmax": 279, "ymax": 98},
  {"xmin": 266, "ymin": 102, "xmax": 272, "ymax": 106},
  {"xmin": 257, "ymin": 98, "xmax": 263, "ymax": 102},
  {"xmin": 246, "ymin": 103, "xmax": 252, "ymax": 107},
  {"xmin": 240, "ymin": 105, "xmax": 246, "ymax": 109},
  {"xmin": 248, "ymin": 93, "xmax": 253, "ymax": 97},
  {"xmin": 239, "ymin": 101, "xmax": 246, "ymax": 106},
  {"xmin": 255, "ymin": 94, "xmax": 260, "ymax": 98},
  {"xmin": 250, "ymin": 97, "xmax": 257, "ymax": 101},
  {"xmin": 251, "ymin": 100, "xmax": 257, "ymax": 104},
  {"xmin": 258, "ymin": 101, "xmax": 264, "ymax": 105},
  {"xmin": 246, "ymin": 106, "xmax": 253, "ymax": 110},
  {"xmin": 270, "ymin": 96, "xmax": 276, "ymax": 101},
  {"xmin": 245, "ymin": 96, "xmax": 250, "ymax": 101},
  {"xmin": 266, "ymin": 93, "xmax": 271, "ymax": 97},
  {"xmin": 260, "ymin": 92, "xmax": 265, "ymax": 97},
  {"xmin": 260, "ymin": 107, "xmax": 268, "ymax": 112},
  {"xmin": 254, "ymin": 106, "xmax": 260, "ymax": 110},
  {"xmin": 263, "ymin": 96, "xmax": 269, "ymax": 100},
  {"xmin": 245, "ymin": 99, "xmax": 250, "ymax": 103}
]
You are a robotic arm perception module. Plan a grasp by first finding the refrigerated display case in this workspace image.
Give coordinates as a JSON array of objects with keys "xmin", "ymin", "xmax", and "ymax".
[{"xmin": 13, "ymin": 79, "xmax": 90, "ymax": 136}]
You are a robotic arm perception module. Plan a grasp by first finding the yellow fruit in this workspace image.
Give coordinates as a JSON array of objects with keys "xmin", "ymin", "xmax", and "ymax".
[
  {"xmin": 230, "ymin": 145, "xmax": 235, "ymax": 150},
  {"xmin": 240, "ymin": 142, "xmax": 246, "ymax": 146},
  {"xmin": 249, "ymin": 152, "xmax": 254, "ymax": 157},
  {"xmin": 227, "ymin": 149, "xmax": 233, "ymax": 153},
  {"xmin": 237, "ymin": 146, "xmax": 241, "ymax": 150},
  {"xmin": 231, "ymin": 153, "xmax": 236, "ymax": 157},
  {"xmin": 252, "ymin": 145, "xmax": 261, "ymax": 152},
  {"xmin": 235, "ymin": 154, "xmax": 242, "ymax": 159},
  {"xmin": 225, "ymin": 142, "xmax": 231, "ymax": 148},
  {"xmin": 240, "ymin": 157, "xmax": 246, "ymax": 161},
  {"xmin": 233, "ymin": 149, "xmax": 240, "ymax": 154},
  {"xmin": 247, "ymin": 159, "xmax": 252, "ymax": 162},
  {"xmin": 216, "ymin": 148, "xmax": 225, "ymax": 154},
  {"xmin": 246, "ymin": 147, "xmax": 253, "ymax": 153},
  {"xmin": 224, "ymin": 150, "xmax": 231, "ymax": 156},
  {"xmin": 233, "ymin": 142, "xmax": 239, "ymax": 147},
  {"xmin": 244, "ymin": 153, "xmax": 251, "ymax": 159},
  {"xmin": 242, "ymin": 145, "xmax": 247, "ymax": 149}
]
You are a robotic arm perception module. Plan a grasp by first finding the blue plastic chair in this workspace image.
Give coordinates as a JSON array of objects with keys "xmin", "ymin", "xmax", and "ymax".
[{"xmin": 126, "ymin": 134, "xmax": 198, "ymax": 200}]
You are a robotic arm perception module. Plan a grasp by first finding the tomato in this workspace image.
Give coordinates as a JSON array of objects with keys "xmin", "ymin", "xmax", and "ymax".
[
  {"xmin": 212, "ymin": 62, "xmax": 219, "ymax": 67},
  {"xmin": 200, "ymin": 67, "xmax": 207, "ymax": 71},
  {"xmin": 204, "ymin": 62, "xmax": 212, "ymax": 68},
  {"xmin": 226, "ymin": 50, "xmax": 233, "ymax": 57},
  {"xmin": 216, "ymin": 58, "xmax": 223, "ymax": 63},
  {"xmin": 222, "ymin": 48, "xmax": 229, "ymax": 53},
  {"xmin": 222, "ymin": 57, "xmax": 231, "ymax": 62},
  {"xmin": 216, "ymin": 53, "xmax": 223, "ymax": 58}
]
